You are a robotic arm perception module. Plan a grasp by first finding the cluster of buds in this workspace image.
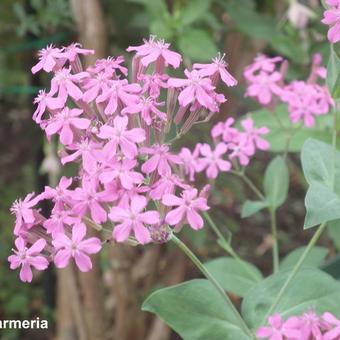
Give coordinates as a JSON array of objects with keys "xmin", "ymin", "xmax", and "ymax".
[
  {"xmin": 244, "ymin": 53, "xmax": 333, "ymax": 128},
  {"xmin": 9, "ymin": 37, "xmax": 256, "ymax": 282}
]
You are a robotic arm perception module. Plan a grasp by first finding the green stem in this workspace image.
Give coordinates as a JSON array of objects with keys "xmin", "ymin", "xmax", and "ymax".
[
  {"xmin": 203, "ymin": 212, "xmax": 261, "ymax": 282},
  {"xmin": 270, "ymin": 208, "xmax": 279, "ymax": 273},
  {"xmin": 232, "ymin": 171, "xmax": 265, "ymax": 201},
  {"xmin": 171, "ymin": 234, "xmax": 254, "ymax": 338},
  {"xmin": 261, "ymin": 221, "xmax": 327, "ymax": 324}
]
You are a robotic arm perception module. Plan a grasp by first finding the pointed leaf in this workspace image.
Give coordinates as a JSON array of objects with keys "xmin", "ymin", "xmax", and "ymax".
[
  {"xmin": 241, "ymin": 200, "xmax": 268, "ymax": 218},
  {"xmin": 280, "ymin": 246, "xmax": 328, "ymax": 271},
  {"xmin": 204, "ymin": 257, "xmax": 263, "ymax": 297},
  {"xmin": 142, "ymin": 279, "xmax": 250, "ymax": 340},
  {"xmin": 242, "ymin": 267, "xmax": 340, "ymax": 329},
  {"xmin": 264, "ymin": 156, "xmax": 289, "ymax": 209}
]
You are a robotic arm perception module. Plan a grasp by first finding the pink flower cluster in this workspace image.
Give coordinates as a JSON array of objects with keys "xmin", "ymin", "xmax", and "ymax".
[
  {"xmin": 179, "ymin": 116, "xmax": 270, "ymax": 181},
  {"xmin": 9, "ymin": 37, "xmax": 238, "ymax": 282},
  {"xmin": 257, "ymin": 311, "xmax": 340, "ymax": 340},
  {"xmin": 321, "ymin": 0, "xmax": 340, "ymax": 44},
  {"xmin": 244, "ymin": 54, "xmax": 333, "ymax": 128}
]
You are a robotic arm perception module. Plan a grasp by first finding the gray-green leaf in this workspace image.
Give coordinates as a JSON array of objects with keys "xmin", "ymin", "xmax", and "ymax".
[
  {"xmin": 301, "ymin": 138, "xmax": 340, "ymax": 228},
  {"xmin": 241, "ymin": 200, "xmax": 268, "ymax": 218},
  {"xmin": 242, "ymin": 267, "xmax": 340, "ymax": 329},
  {"xmin": 142, "ymin": 279, "xmax": 250, "ymax": 340},
  {"xmin": 264, "ymin": 156, "xmax": 289, "ymax": 209},
  {"xmin": 204, "ymin": 257, "xmax": 263, "ymax": 297}
]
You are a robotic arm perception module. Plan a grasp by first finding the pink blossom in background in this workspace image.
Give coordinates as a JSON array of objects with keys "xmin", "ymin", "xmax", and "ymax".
[
  {"xmin": 245, "ymin": 70, "xmax": 282, "ymax": 105},
  {"xmin": 211, "ymin": 117, "xmax": 238, "ymax": 142},
  {"xmin": 258, "ymin": 311, "xmax": 340, "ymax": 340},
  {"xmin": 323, "ymin": 312, "xmax": 340, "ymax": 339},
  {"xmin": 241, "ymin": 118, "xmax": 270, "ymax": 151},
  {"xmin": 163, "ymin": 189, "xmax": 209, "ymax": 230},
  {"xmin": 8, "ymin": 238, "xmax": 49, "ymax": 282},
  {"xmin": 109, "ymin": 195, "xmax": 160, "ymax": 244},
  {"xmin": 197, "ymin": 143, "xmax": 231, "ymax": 179},
  {"xmin": 179, "ymin": 145, "xmax": 202, "ymax": 182},
  {"xmin": 321, "ymin": 0, "xmax": 340, "ymax": 43},
  {"xmin": 53, "ymin": 222, "xmax": 101, "ymax": 272},
  {"xmin": 256, "ymin": 314, "xmax": 301, "ymax": 340},
  {"xmin": 280, "ymin": 81, "xmax": 333, "ymax": 127}
]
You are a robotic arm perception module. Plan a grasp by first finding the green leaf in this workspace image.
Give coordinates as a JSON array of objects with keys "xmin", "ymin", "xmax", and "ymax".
[
  {"xmin": 242, "ymin": 267, "xmax": 340, "ymax": 329},
  {"xmin": 204, "ymin": 257, "xmax": 263, "ymax": 297},
  {"xmin": 179, "ymin": 0, "xmax": 212, "ymax": 26},
  {"xmin": 301, "ymin": 138, "xmax": 340, "ymax": 228},
  {"xmin": 243, "ymin": 105, "xmax": 334, "ymax": 152},
  {"xmin": 280, "ymin": 246, "xmax": 328, "ymax": 271},
  {"xmin": 327, "ymin": 219, "xmax": 340, "ymax": 251},
  {"xmin": 177, "ymin": 29, "xmax": 218, "ymax": 61},
  {"xmin": 241, "ymin": 200, "xmax": 268, "ymax": 218},
  {"xmin": 327, "ymin": 45, "xmax": 340, "ymax": 98},
  {"xmin": 224, "ymin": 0, "xmax": 277, "ymax": 40},
  {"xmin": 142, "ymin": 279, "xmax": 250, "ymax": 340},
  {"xmin": 264, "ymin": 156, "xmax": 289, "ymax": 209}
]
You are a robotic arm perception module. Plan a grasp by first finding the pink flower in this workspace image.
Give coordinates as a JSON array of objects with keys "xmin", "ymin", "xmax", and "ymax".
[
  {"xmin": 149, "ymin": 174, "xmax": 187, "ymax": 200},
  {"xmin": 244, "ymin": 55, "xmax": 283, "ymax": 80},
  {"xmin": 98, "ymin": 158, "xmax": 144, "ymax": 190},
  {"xmin": 71, "ymin": 180, "xmax": 110, "ymax": 224},
  {"xmin": 299, "ymin": 311, "xmax": 326, "ymax": 340},
  {"xmin": 162, "ymin": 188, "xmax": 209, "ymax": 230},
  {"xmin": 43, "ymin": 176, "xmax": 73, "ymax": 209},
  {"xmin": 193, "ymin": 53, "xmax": 237, "ymax": 87},
  {"xmin": 61, "ymin": 139, "xmax": 101, "ymax": 172},
  {"xmin": 8, "ymin": 238, "xmax": 49, "ymax": 282},
  {"xmin": 228, "ymin": 134, "xmax": 255, "ymax": 166},
  {"xmin": 52, "ymin": 223, "xmax": 102, "ymax": 272},
  {"xmin": 241, "ymin": 118, "xmax": 270, "ymax": 151},
  {"xmin": 211, "ymin": 117, "xmax": 238, "ymax": 142},
  {"xmin": 97, "ymin": 115, "xmax": 145, "ymax": 159},
  {"xmin": 141, "ymin": 144, "xmax": 182, "ymax": 176},
  {"xmin": 122, "ymin": 96, "xmax": 166, "ymax": 125},
  {"xmin": 96, "ymin": 79, "xmax": 141, "ymax": 115},
  {"xmin": 256, "ymin": 314, "xmax": 301, "ymax": 340},
  {"xmin": 179, "ymin": 145, "xmax": 201, "ymax": 181},
  {"xmin": 31, "ymin": 44, "xmax": 65, "ymax": 74},
  {"xmin": 43, "ymin": 208, "xmax": 79, "ymax": 237},
  {"xmin": 109, "ymin": 195, "xmax": 160, "ymax": 244},
  {"xmin": 323, "ymin": 312, "xmax": 340, "ymax": 339},
  {"xmin": 245, "ymin": 71, "xmax": 282, "ymax": 105},
  {"xmin": 197, "ymin": 143, "xmax": 231, "ymax": 179},
  {"xmin": 10, "ymin": 193, "xmax": 42, "ymax": 236},
  {"xmin": 82, "ymin": 71, "xmax": 112, "ymax": 103},
  {"xmin": 139, "ymin": 73, "xmax": 169, "ymax": 98},
  {"xmin": 281, "ymin": 81, "xmax": 333, "ymax": 127},
  {"xmin": 321, "ymin": 1, "xmax": 340, "ymax": 43},
  {"xmin": 59, "ymin": 43, "xmax": 94, "ymax": 63},
  {"xmin": 127, "ymin": 36, "xmax": 182, "ymax": 69},
  {"xmin": 49, "ymin": 67, "xmax": 88, "ymax": 105},
  {"xmin": 86, "ymin": 56, "xmax": 128, "ymax": 77},
  {"xmin": 168, "ymin": 69, "xmax": 218, "ymax": 111},
  {"xmin": 45, "ymin": 107, "xmax": 90, "ymax": 145},
  {"xmin": 33, "ymin": 89, "xmax": 63, "ymax": 123}
]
